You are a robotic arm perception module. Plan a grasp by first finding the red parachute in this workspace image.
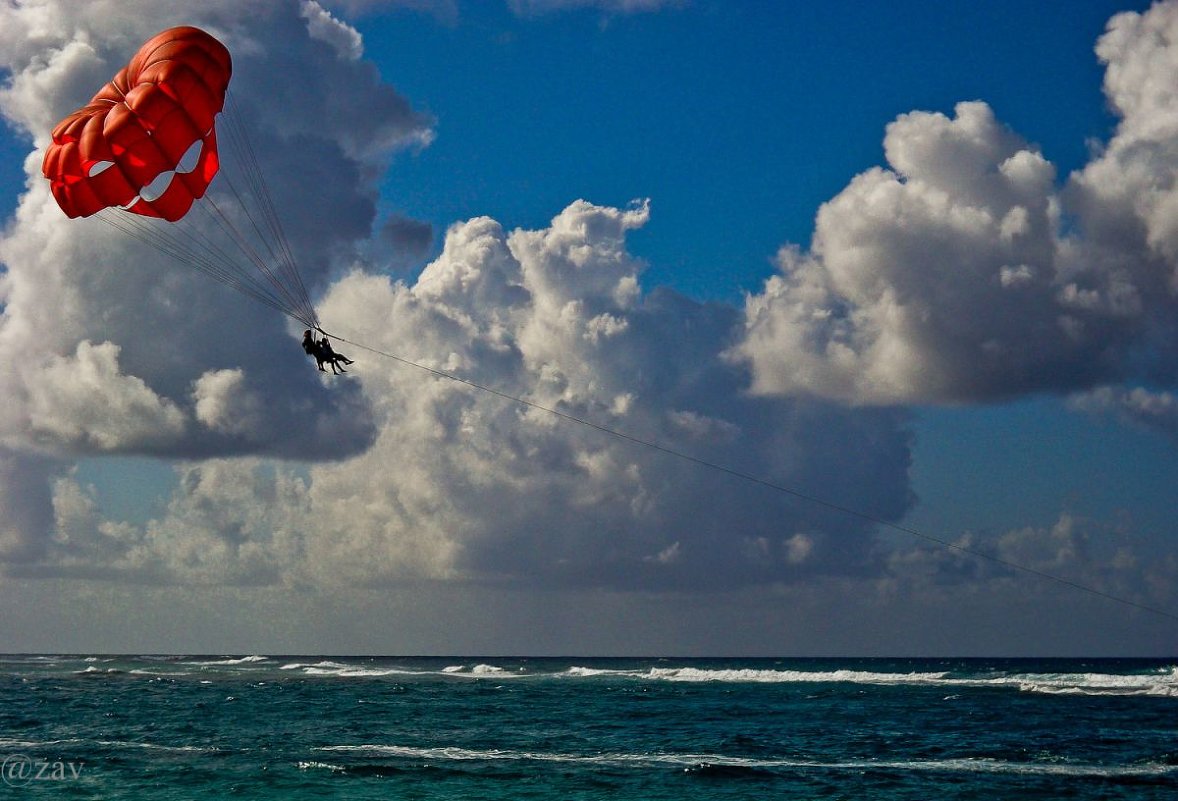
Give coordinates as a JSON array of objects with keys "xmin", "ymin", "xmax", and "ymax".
[
  {"xmin": 42, "ymin": 26, "xmax": 231, "ymax": 222},
  {"xmin": 40, "ymin": 27, "xmax": 319, "ymax": 330}
]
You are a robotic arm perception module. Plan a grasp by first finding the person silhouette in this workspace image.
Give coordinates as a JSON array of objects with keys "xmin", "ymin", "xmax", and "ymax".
[
  {"xmin": 300, "ymin": 330, "xmax": 353, "ymax": 374},
  {"xmin": 319, "ymin": 336, "xmax": 354, "ymax": 374}
]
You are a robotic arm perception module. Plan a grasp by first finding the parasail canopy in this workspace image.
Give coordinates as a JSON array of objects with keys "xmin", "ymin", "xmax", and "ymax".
[
  {"xmin": 41, "ymin": 26, "xmax": 319, "ymax": 331},
  {"xmin": 42, "ymin": 26, "xmax": 231, "ymax": 222}
]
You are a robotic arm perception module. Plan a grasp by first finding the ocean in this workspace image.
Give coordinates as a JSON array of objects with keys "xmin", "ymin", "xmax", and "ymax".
[{"xmin": 0, "ymin": 655, "xmax": 1174, "ymax": 799}]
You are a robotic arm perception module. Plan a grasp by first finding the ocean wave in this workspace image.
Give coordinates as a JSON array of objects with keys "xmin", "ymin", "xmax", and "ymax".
[
  {"xmin": 189, "ymin": 655, "xmax": 271, "ymax": 667},
  {"xmin": 283, "ymin": 660, "xmax": 434, "ymax": 678},
  {"xmin": 1014, "ymin": 675, "xmax": 1178, "ymax": 697},
  {"xmin": 93, "ymin": 739, "xmax": 220, "ymax": 753},
  {"xmin": 297, "ymin": 760, "xmax": 346, "ymax": 772},
  {"xmin": 0, "ymin": 736, "xmax": 215, "ymax": 754},
  {"xmin": 37, "ymin": 656, "xmax": 1174, "ymax": 697},
  {"xmin": 71, "ymin": 664, "xmax": 202, "ymax": 679},
  {"xmin": 75, "ymin": 666, "xmax": 126, "ymax": 676},
  {"xmin": 561, "ymin": 664, "xmax": 1178, "ymax": 696},
  {"xmin": 277, "ymin": 661, "xmax": 527, "ymax": 679},
  {"xmin": 303, "ymin": 666, "xmax": 410, "ymax": 678},
  {"xmin": 316, "ymin": 744, "xmax": 1178, "ymax": 779},
  {"xmin": 435, "ymin": 663, "xmax": 513, "ymax": 676},
  {"xmin": 654, "ymin": 667, "xmax": 950, "ymax": 684},
  {"xmin": 441, "ymin": 664, "xmax": 526, "ymax": 678},
  {"xmin": 564, "ymin": 666, "xmax": 949, "ymax": 685},
  {"xmin": 280, "ymin": 660, "xmax": 346, "ymax": 671},
  {"xmin": 951, "ymin": 666, "xmax": 1178, "ymax": 697},
  {"xmin": 0, "ymin": 737, "xmax": 82, "ymax": 750},
  {"xmin": 127, "ymin": 669, "xmax": 196, "ymax": 678}
]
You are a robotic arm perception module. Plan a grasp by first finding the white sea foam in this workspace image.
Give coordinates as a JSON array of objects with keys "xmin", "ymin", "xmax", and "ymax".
[
  {"xmin": 564, "ymin": 666, "xmax": 949, "ymax": 685},
  {"xmin": 75, "ymin": 666, "xmax": 129, "ymax": 676},
  {"xmin": 432, "ymin": 664, "xmax": 522, "ymax": 677},
  {"xmin": 559, "ymin": 664, "xmax": 1178, "ymax": 696},
  {"xmin": 302, "ymin": 667, "xmax": 413, "ymax": 678},
  {"xmin": 95, "ymin": 739, "xmax": 220, "ymax": 749},
  {"xmin": 191, "ymin": 655, "xmax": 270, "ymax": 667},
  {"xmin": 470, "ymin": 664, "xmax": 506, "ymax": 674},
  {"xmin": 0, "ymin": 737, "xmax": 81, "ymax": 749},
  {"xmin": 297, "ymin": 760, "xmax": 345, "ymax": 772},
  {"xmin": 564, "ymin": 666, "xmax": 616, "ymax": 678},
  {"xmin": 0, "ymin": 736, "xmax": 214, "ymax": 754},
  {"xmin": 281, "ymin": 660, "xmax": 360, "ymax": 673},
  {"xmin": 284, "ymin": 660, "xmax": 429, "ymax": 678},
  {"xmin": 120, "ymin": 657, "xmax": 1177, "ymax": 697},
  {"xmin": 1009, "ymin": 667, "xmax": 1178, "ymax": 697},
  {"xmin": 469, "ymin": 664, "xmax": 521, "ymax": 676},
  {"xmin": 316, "ymin": 744, "xmax": 1178, "ymax": 778},
  {"xmin": 653, "ymin": 667, "xmax": 950, "ymax": 684},
  {"xmin": 284, "ymin": 662, "xmax": 527, "ymax": 679}
]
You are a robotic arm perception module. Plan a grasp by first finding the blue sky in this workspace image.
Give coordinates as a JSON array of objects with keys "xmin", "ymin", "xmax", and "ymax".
[
  {"xmin": 357, "ymin": 0, "xmax": 1130, "ymax": 298},
  {"xmin": 0, "ymin": 0, "xmax": 1175, "ymax": 655}
]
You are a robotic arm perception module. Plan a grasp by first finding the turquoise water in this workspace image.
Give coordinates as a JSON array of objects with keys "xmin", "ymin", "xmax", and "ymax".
[{"xmin": 1, "ymin": 656, "xmax": 1175, "ymax": 799}]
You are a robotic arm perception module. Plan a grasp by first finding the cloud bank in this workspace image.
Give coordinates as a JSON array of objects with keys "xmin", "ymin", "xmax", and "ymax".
[
  {"xmin": 733, "ymin": 2, "xmax": 1178, "ymax": 411},
  {"xmin": 26, "ymin": 199, "xmax": 916, "ymax": 592}
]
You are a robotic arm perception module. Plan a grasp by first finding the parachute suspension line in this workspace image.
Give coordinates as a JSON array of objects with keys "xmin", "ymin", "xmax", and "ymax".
[
  {"xmin": 91, "ymin": 106, "xmax": 324, "ymax": 330},
  {"xmin": 204, "ymin": 174, "xmax": 312, "ymax": 324},
  {"xmin": 196, "ymin": 194, "xmax": 318, "ymax": 328},
  {"xmin": 324, "ymin": 329, "xmax": 1178, "ymax": 626},
  {"xmin": 95, "ymin": 209, "xmax": 300, "ymax": 322},
  {"xmin": 217, "ymin": 92, "xmax": 320, "ymax": 329},
  {"xmin": 223, "ymin": 94, "xmax": 315, "ymax": 306}
]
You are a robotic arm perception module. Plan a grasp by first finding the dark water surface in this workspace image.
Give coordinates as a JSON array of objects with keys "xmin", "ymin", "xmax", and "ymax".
[{"xmin": 1, "ymin": 655, "xmax": 1174, "ymax": 799}]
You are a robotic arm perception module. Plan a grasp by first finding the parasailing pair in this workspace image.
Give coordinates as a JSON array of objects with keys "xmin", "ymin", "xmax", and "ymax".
[{"xmin": 40, "ymin": 26, "xmax": 331, "ymax": 364}]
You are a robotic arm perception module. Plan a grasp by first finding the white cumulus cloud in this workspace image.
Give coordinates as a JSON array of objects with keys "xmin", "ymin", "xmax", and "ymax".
[
  {"xmin": 13, "ymin": 200, "xmax": 917, "ymax": 591},
  {"xmin": 1069, "ymin": 385, "xmax": 1178, "ymax": 443},
  {"xmin": 25, "ymin": 341, "xmax": 187, "ymax": 453},
  {"xmin": 301, "ymin": 0, "xmax": 364, "ymax": 60},
  {"xmin": 733, "ymin": 2, "xmax": 1178, "ymax": 407}
]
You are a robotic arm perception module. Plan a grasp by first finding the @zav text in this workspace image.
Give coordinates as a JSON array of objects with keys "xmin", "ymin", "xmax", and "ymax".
[{"xmin": 2, "ymin": 755, "xmax": 85, "ymax": 786}]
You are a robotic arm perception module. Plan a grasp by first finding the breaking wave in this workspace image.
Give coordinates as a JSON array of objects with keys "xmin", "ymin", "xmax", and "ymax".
[{"xmin": 561, "ymin": 664, "xmax": 1178, "ymax": 696}]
